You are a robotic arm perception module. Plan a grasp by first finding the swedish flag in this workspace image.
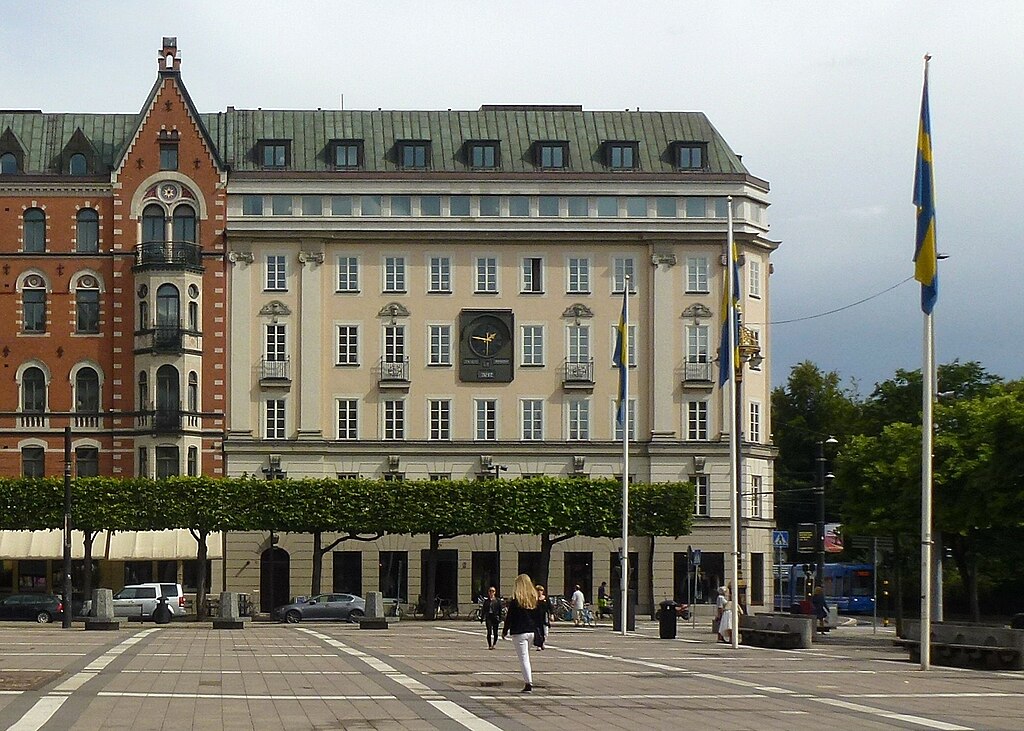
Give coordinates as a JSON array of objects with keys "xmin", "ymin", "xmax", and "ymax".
[
  {"xmin": 914, "ymin": 62, "xmax": 938, "ymax": 314},
  {"xmin": 612, "ymin": 289, "xmax": 628, "ymax": 426},
  {"xmin": 718, "ymin": 237, "xmax": 740, "ymax": 386}
]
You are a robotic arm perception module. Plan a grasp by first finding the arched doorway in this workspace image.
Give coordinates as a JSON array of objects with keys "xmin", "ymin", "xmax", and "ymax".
[{"xmin": 260, "ymin": 546, "xmax": 290, "ymax": 613}]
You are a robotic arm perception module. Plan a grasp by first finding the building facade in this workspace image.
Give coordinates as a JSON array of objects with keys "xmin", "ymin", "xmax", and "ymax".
[{"xmin": 1, "ymin": 39, "xmax": 777, "ymax": 613}]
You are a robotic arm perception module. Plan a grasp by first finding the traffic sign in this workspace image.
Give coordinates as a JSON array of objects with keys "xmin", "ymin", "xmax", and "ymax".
[
  {"xmin": 691, "ymin": 549, "xmax": 702, "ymax": 566},
  {"xmin": 772, "ymin": 530, "xmax": 789, "ymax": 549}
]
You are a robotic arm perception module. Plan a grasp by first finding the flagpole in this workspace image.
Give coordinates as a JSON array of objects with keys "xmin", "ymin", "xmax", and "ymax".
[
  {"xmin": 726, "ymin": 199, "xmax": 740, "ymax": 649},
  {"xmin": 921, "ymin": 310, "xmax": 934, "ymax": 670},
  {"xmin": 618, "ymin": 274, "xmax": 626, "ymax": 630}
]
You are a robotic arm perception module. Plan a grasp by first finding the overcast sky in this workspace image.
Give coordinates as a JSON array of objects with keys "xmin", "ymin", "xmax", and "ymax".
[{"xmin": 4, "ymin": 1, "xmax": 1021, "ymax": 394}]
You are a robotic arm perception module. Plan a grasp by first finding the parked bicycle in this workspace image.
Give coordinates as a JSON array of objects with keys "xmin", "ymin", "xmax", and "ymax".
[{"xmin": 412, "ymin": 595, "xmax": 460, "ymax": 620}]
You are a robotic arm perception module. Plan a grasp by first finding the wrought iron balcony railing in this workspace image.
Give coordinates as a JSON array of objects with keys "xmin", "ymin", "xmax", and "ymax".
[{"xmin": 134, "ymin": 241, "xmax": 203, "ymax": 270}]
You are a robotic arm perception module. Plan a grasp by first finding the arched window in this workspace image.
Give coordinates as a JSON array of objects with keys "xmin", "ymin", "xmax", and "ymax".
[
  {"xmin": 139, "ymin": 299, "xmax": 149, "ymax": 330},
  {"xmin": 156, "ymin": 284, "xmax": 180, "ymax": 329},
  {"xmin": 172, "ymin": 205, "xmax": 196, "ymax": 243},
  {"xmin": 69, "ymin": 153, "xmax": 87, "ymax": 176},
  {"xmin": 23, "ymin": 208, "xmax": 45, "ymax": 252},
  {"xmin": 76, "ymin": 209, "xmax": 99, "ymax": 253},
  {"xmin": 75, "ymin": 368, "xmax": 100, "ymax": 412},
  {"xmin": 75, "ymin": 276, "xmax": 100, "ymax": 333},
  {"xmin": 22, "ymin": 367, "xmax": 46, "ymax": 412},
  {"xmin": 156, "ymin": 364, "xmax": 180, "ymax": 412},
  {"xmin": 188, "ymin": 371, "xmax": 198, "ymax": 412},
  {"xmin": 142, "ymin": 204, "xmax": 165, "ymax": 243},
  {"xmin": 1, "ymin": 152, "xmax": 17, "ymax": 174},
  {"xmin": 138, "ymin": 371, "xmax": 149, "ymax": 409},
  {"xmin": 188, "ymin": 301, "xmax": 199, "ymax": 332}
]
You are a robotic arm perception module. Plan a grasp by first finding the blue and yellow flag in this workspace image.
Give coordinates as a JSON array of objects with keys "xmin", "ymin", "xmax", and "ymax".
[
  {"xmin": 612, "ymin": 288, "xmax": 628, "ymax": 426},
  {"xmin": 718, "ymin": 238, "xmax": 740, "ymax": 386},
  {"xmin": 914, "ymin": 62, "xmax": 938, "ymax": 314}
]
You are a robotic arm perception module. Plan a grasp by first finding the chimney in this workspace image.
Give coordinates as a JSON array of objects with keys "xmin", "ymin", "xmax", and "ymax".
[{"xmin": 159, "ymin": 37, "xmax": 181, "ymax": 73}]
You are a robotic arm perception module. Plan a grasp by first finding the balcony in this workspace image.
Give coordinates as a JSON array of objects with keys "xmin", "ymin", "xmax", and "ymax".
[
  {"xmin": 133, "ymin": 241, "xmax": 203, "ymax": 271},
  {"xmin": 152, "ymin": 408, "xmax": 183, "ymax": 433},
  {"xmin": 260, "ymin": 357, "xmax": 291, "ymax": 388},
  {"xmin": 152, "ymin": 325, "xmax": 184, "ymax": 353},
  {"xmin": 682, "ymin": 361, "xmax": 714, "ymax": 388},
  {"xmin": 378, "ymin": 357, "xmax": 410, "ymax": 389},
  {"xmin": 563, "ymin": 358, "xmax": 595, "ymax": 390}
]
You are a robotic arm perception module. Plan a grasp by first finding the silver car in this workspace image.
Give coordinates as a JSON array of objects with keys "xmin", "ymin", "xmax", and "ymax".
[
  {"xmin": 273, "ymin": 593, "xmax": 365, "ymax": 623},
  {"xmin": 112, "ymin": 583, "xmax": 184, "ymax": 620}
]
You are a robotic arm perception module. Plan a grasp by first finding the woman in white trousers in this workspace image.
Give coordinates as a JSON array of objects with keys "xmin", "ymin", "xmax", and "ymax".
[{"xmin": 502, "ymin": 573, "xmax": 539, "ymax": 692}]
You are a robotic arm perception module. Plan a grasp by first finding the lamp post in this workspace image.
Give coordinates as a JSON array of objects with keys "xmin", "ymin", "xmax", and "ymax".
[
  {"xmin": 815, "ymin": 436, "xmax": 838, "ymax": 586},
  {"xmin": 486, "ymin": 463, "xmax": 507, "ymax": 592}
]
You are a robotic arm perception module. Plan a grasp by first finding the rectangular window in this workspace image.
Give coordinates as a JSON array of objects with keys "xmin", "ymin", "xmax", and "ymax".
[
  {"xmin": 76, "ymin": 289, "xmax": 100, "ymax": 333},
  {"xmin": 449, "ymin": 195, "xmax": 471, "ymax": 216},
  {"xmin": 242, "ymin": 195, "xmax": 263, "ymax": 215},
  {"xmin": 187, "ymin": 446, "xmax": 198, "ymax": 477},
  {"xmin": 521, "ymin": 257, "xmax": 543, "ymax": 293},
  {"xmin": 749, "ymin": 475, "xmax": 763, "ymax": 518},
  {"xmin": 271, "ymin": 195, "xmax": 292, "ymax": 215},
  {"xmin": 625, "ymin": 197, "xmax": 647, "ymax": 217},
  {"xmin": 714, "ymin": 197, "xmax": 730, "ymax": 218},
  {"xmin": 567, "ymin": 196, "xmax": 588, "ymax": 217},
  {"xmin": 749, "ymin": 259, "xmax": 762, "ymax": 298},
  {"xmin": 568, "ymin": 399, "xmax": 590, "ymax": 441},
  {"xmin": 265, "ymin": 324, "xmax": 286, "ymax": 362},
  {"xmin": 265, "ymin": 400, "xmax": 286, "ymax": 439},
  {"xmin": 22, "ymin": 446, "xmax": 45, "ymax": 478},
  {"xmin": 538, "ymin": 142, "xmax": 568, "ymax": 169},
  {"xmin": 301, "ymin": 196, "xmax": 322, "ymax": 216},
  {"xmin": 399, "ymin": 142, "xmax": 429, "ymax": 169},
  {"xmin": 266, "ymin": 255, "xmax": 286, "ymax": 291},
  {"xmin": 613, "ymin": 399, "xmax": 637, "ymax": 441},
  {"xmin": 749, "ymin": 329, "xmax": 761, "ymax": 370},
  {"xmin": 686, "ymin": 256, "xmax": 709, "ymax": 293},
  {"xmin": 427, "ymin": 256, "xmax": 451, "ymax": 293},
  {"xmin": 384, "ymin": 325, "xmax": 405, "ymax": 362},
  {"xmin": 508, "ymin": 196, "xmax": 530, "ymax": 216},
  {"xmin": 330, "ymin": 196, "xmax": 353, "ymax": 216},
  {"xmin": 521, "ymin": 399, "xmax": 543, "ymax": 441},
  {"xmin": 337, "ymin": 399, "xmax": 358, "ymax": 440},
  {"xmin": 675, "ymin": 143, "xmax": 705, "ymax": 170},
  {"xmin": 360, "ymin": 195, "xmax": 382, "ymax": 216},
  {"xmin": 334, "ymin": 141, "xmax": 362, "ymax": 168},
  {"xmin": 429, "ymin": 325, "xmax": 451, "ymax": 365},
  {"xmin": 749, "ymin": 401, "xmax": 761, "ymax": 443},
  {"xmin": 475, "ymin": 257, "xmax": 498, "ymax": 293},
  {"xmin": 429, "ymin": 400, "xmax": 451, "ymax": 440},
  {"xmin": 694, "ymin": 474, "xmax": 709, "ymax": 517},
  {"xmin": 568, "ymin": 257, "xmax": 590, "ymax": 293},
  {"xmin": 686, "ymin": 401, "xmax": 708, "ymax": 441},
  {"xmin": 155, "ymin": 446, "xmax": 179, "ymax": 479},
  {"xmin": 391, "ymin": 195, "xmax": 412, "ymax": 216},
  {"xmin": 384, "ymin": 256, "xmax": 406, "ymax": 292},
  {"xmin": 685, "ymin": 197, "xmax": 707, "ymax": 218},
  {"xmin": 469, "ymin": 142, "xmax": 499, "ymax": 168},
  {"xmin": 384, "ymin": 400, "xmax": 405, "ymax": 440},
  {"xmin": 337, "ymin": 256, "xmax": 359, "ymax": 292},
  {"xmin": 475, "ymin": 399, "xmax": 497, "ymax": 441},
  {"xmin": 336, "ymin": 325, "xmax": 358, "ymax": 365},
  {"xmin": 686, "ymin": 324, "xmax": 710, "ymax": 363},
  {"xmin": 608, "ymin": 143, "xmax": 637, "ymax": 169},
  {"xmin": 75, "ymin": 446, "xmax": 99, "ymax": 478},
  {"xmin": 261, "ymin": 142, "xmax": 288, "ymax": 167},
  {"xmin": 568, "ymin": 324, "xmax": 590, "ymax": 363},
  {"xmin": 612, "ymin": 257, "xmax": 636, "ymax": 293},
  {"xmin": 655, "ymin": 197, "xmax": 678, "ymax": 217},
  {"xmin": 479, "ymin": 196, "xmax": 500, "ymax": 216},
  {"xmin": 596, "ymin": 196, "xmax": 618, "ymax": 216},
  {"xmin": 420, "ymin": 195, "xmax": 441, "ymax": 216},
  {"xmin": 138, "ymin": 447, "xmax": 148, "ymax": 478},
  {"xmin": 160, "ymin": 144, "xmax": 178, "ymax": 171},
  {"xmin": 23, "ymin": 289, "xmax": 45, "ymax": 332},
  {"xmin": 538, "ymin": 196, "xmax": 559, "ymax": 216},
  {"xmin": 521, "ymin": 325, "xmax": 544, "ymax": 366}
]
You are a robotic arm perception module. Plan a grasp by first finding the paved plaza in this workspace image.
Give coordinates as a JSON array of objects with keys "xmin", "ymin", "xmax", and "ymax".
[{"xmin": 0, "ymin": 617, "xmax": 1020, "ymax": 730}]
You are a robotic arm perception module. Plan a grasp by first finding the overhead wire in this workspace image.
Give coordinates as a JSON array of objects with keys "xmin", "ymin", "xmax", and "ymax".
[{"xmin": 747, "ymin": 275, "xmax": 915, "ymax": 326}]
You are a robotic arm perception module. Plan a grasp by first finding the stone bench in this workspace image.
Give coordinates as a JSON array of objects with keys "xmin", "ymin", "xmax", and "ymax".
[
  {"xmin": 739, "ymin": 613, "xmax": 814, "ymax": 649},
  {"xmin": 897, "ymin": 621, "xmax": 1024, "ymax": 670}
]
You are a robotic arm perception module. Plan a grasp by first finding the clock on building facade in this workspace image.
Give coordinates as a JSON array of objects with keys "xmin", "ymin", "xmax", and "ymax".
[{"xmin": 459, "ymin": 310, "xmax": 514, "ymax": 382}]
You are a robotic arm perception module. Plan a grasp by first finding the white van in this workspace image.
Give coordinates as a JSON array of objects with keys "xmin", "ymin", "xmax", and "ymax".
[{"xmin": 112, "ymin": 583, "xmax": 185, "ymax": 620}]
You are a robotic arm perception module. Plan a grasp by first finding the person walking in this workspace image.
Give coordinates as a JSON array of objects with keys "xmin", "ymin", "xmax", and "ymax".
[
  {"xmin": 597, "ymin": 581, "xmax": 609, "ymax": 620},
  {"xmin": 502, "ymin": 573, "xmax": 539, "ymax": 692},
  {"xmin": 570, "ymin": 584, "xmax": 585, "ymax": 626},
  {"xmin": 533, "ymin": 585, "xmax": 551, "ymax": 650},
  {"xmin": 812, "ymin": 586, "xmax": 829, "ymax": 632},
  {"xmin": 480, "ymin": 586, "xmax": 502, "ymax": 649}
]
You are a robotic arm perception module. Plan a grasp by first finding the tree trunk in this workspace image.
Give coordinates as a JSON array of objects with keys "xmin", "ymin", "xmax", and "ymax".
[
  {"xmin": 195, "ymin": 530, "xmax": 209, "ymax": 620},
  {"xmin": 423, "ymin": 533, "xmax": 439, "ymax": 620},
  {"xmin": 82, "ymin": 530, "xmax": 96, "ymax": 607},
  {"xmin": 311, "ymin": 532, "xmax": 323, "ymax": 596},
  {"xmin": 949, "ymin": 533, "xmax": 980, "ymax": 622},
  {"xmin": 648, "ymin": 535, "xmax": 656, "ymax": 618}
]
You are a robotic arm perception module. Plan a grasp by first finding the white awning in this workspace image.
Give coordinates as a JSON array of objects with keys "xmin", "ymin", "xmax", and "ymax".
[{"xmin": 0, "ymin": 530, "xmax": 222, "ymax": 560}]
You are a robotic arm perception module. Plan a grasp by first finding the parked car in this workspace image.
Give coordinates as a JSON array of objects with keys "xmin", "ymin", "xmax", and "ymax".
[
  {"xmin": 0, "ymin": 593, "xmax": 64, "ymax": 623},
  {"xmin": 273, "ymin": 593, "xmax": 365, "ymax": 623},
  {"xmin": 112, "ymin": 583, "xmax": 185, "ymax": 620}
]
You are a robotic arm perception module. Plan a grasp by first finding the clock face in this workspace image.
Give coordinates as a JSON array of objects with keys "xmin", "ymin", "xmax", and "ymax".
[{"xmin": 468, "ymin": 317, "xmax": 508, "ymax": 357}]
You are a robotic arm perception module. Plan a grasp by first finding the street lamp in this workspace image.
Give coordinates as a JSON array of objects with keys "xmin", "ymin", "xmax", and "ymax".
[{"xmin": 815, "ymin": 436, "xmax": 838, "ymax": 586}]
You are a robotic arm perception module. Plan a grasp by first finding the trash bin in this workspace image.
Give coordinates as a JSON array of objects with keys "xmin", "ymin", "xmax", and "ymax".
[
  {"xmin": 153, "ymin": 595, "xmax": 172, "ymax": 624},
  {"xmin": 659, "ymin": 600, "xmax": 678, "ymax": 639}
]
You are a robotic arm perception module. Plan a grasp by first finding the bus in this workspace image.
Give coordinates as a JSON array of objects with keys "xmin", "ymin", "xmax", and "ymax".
[{"xmin": 776, "ymin": 563, "xmax": 875, "ymax": 614}]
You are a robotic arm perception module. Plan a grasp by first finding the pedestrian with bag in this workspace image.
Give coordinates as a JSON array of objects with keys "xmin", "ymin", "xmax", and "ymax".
[
  {"xmin": 713, "ymin": 585, "xmax": 726, "ymax": 638},
  {"xmin": 502, "ymin": 573, "xmax": 539, "ymax": 692},
  {"xmin": 480, "ymin": 586, "xmax": 502, "ymax": 649}
]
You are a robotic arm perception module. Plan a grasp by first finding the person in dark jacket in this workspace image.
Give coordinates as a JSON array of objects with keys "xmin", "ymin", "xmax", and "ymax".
[
  {"xmin": 533, "ymin": 585, "xmax": 551, "ymax": 649},
  {"xmin": 812, "ymin": 586, "xmax": 829, "ymax": 631},
  {"xmin": 480, "ymin": 586, "xmax": 502, "ymax": 649},
  {"xmin": 502, "ymin": 573, "xmax": 539, "ymax": 692}
]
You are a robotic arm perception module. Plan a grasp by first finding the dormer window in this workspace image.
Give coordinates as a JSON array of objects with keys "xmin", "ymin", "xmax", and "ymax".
[
  {"xmin": 606, "ymin": 141, "xmax": 639, "ymax": 170},
  {"xmin": 398, "ymin": 140, "xmax": 430, "ymax": 170},
  {"xmin": 332, "ymin": 139, "xmax": 363, "ymax": 169},
  {"xmin": 467, "ymin": 141, "xmax": 500, "ymax": 169},
  {"xmin": 672, "ymin": 141, "xmax": 707, "ymax": 170},
  {"xmin": 536, "ymin": 141, "xmax": 569, "ymax": 169},
  {"xmin": 69, "ymin": 153, "xmax": 88, "ymax": 176},
  {"xmin": 259, "ymin": 140, "xmax": 290, "ymax": 168}
]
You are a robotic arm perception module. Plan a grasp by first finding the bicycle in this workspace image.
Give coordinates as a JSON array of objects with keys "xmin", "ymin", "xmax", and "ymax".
[{"xmin": 412, "ymin": 595, "xmax": 459, "ymax": 620}]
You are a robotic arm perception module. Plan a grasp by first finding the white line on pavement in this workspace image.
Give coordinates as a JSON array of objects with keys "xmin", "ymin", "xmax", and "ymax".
[
  {"xmin": 7, "ymin": 696, "xmax": 68, "ymax": 731},
  {"xmin": 809, "ymin": 698, "xmax": 972, "ymax": 730},
  {"xmin": 470, "ymin": 693, "xmax": 767, "ymax": 701},
  {"xmin": 428, "ymin": 700, "xmax": 503, "ymax": 731},
  {"xmin": 96, "ymin": 692, "xmax": 395, "ymax": 700}
]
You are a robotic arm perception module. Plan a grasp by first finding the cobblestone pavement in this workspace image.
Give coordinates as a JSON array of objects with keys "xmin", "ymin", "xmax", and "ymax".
[{"xmin": 0, "ymin": 618, "xmax": 1020, "ymax": 730}]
